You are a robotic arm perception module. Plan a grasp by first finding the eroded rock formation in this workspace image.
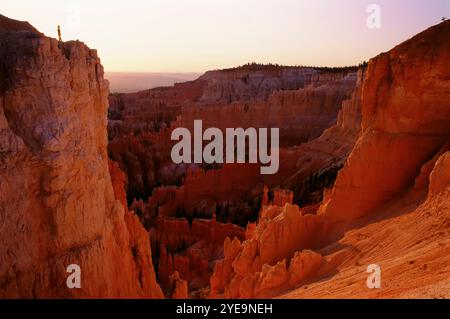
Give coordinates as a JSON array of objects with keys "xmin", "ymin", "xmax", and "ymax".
[
  {"xmin": 210, "ymin": 199, "xmax": 328, "ymax": 298},
  {"xmin": 210, "ymin": 21, "xmax": 450, "ymax": 299},
  {"xmin": 105, "ymin": 47, "xmax": 360, "ymax": 296},
  {"xmin": 154, "ymin": 215, "xmax": 245, "ymax": 293},
  {"xmin": 107, "ymin": 67, "xmax": 357, "ymax": 208},
  {"xmin": 0, "ymin": 17, "xmax": 162, "ymax": 298},
  {"xmin": 320, "ymin": 20, "xmax": 450, "ymax": 222}
]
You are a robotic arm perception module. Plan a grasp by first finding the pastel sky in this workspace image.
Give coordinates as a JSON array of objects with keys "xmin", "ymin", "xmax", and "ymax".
[{"xmin": 2, "ymin": 0, "xmax": 449, "ymax": 72}]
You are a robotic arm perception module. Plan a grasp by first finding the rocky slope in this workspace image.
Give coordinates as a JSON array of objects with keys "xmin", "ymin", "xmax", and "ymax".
[
  {"xmin": 280, "ymin": 150, "xmax": 450, "ymax": 298},
  {"xmin": 0, "ymin": 16, "xmax": 162, "ymax": 298},
  {"xmin": 0, "ymin": 14, "xmax": 40, "ymax": 33}
]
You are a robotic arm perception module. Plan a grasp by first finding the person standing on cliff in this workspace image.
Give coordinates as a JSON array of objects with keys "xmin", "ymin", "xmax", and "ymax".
[{"xmin": 57, "ymin": 25, "xmax": 62, "ymax": 42}]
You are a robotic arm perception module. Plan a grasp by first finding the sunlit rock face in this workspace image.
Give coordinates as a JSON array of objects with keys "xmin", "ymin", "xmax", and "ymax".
[
  {"xmin": 0, "ymin": 16, "xmax": 162, "ymax": 298},
  {"xmin": 209, "ymin": 202, "xmax": 327, "ymax": 298},
  {"xmin": 210, "ymin": 21, "xmax": 450, "ymax": 299},
  {"xmin": 321, "ymin": 20, "xmax": 450, "ymax": 222}
]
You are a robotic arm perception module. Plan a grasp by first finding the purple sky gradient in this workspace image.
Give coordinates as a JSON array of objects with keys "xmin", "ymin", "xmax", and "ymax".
[{"xmin": 2, "ymin": 0, "xmax": 449, "ymax": 72}]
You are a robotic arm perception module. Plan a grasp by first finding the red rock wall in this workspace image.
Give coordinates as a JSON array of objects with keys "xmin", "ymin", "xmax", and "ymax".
[
  {"xmin": 154, "ymin": 216, "xmax": 245, "ymax": 292},
  {"xmin": 321, "ymin": 21, "xmax": 450, "ymax": 222},
  {"xmin": 180, "ymin": 72, "xmax": 356, "ymax": 147},
  {"xmin": 154, "ymin": 216, "xmax": 245, "ymax": 251},
  {"xmin": 0, "ymin": 22, "xmax": 162, "ymax": 298},
  {"xmin": 133, "ymin": 164, "xmax": 262, "ymax": 228},
  {"xmin": 198, "ymin": 66, "xmax": 318, "ymax": 103},
  {"xmin": 107, "ymin": 68, "xmax": 357, "ymax": 209},
  {"xmin": 273, "ymin": 68, "xmax": 364, "ymax": 192},
  {"xmin": 210, "ymin": 201, "xmax": 327, "ymax": 298}
]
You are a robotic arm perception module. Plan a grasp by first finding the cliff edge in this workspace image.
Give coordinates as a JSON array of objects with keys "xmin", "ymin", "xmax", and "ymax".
[{"xmin": 0, "ymin": 15, "xmax": 162, "ymax": 298}]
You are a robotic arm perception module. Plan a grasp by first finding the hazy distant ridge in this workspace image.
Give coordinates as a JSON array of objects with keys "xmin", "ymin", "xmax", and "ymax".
[{"xmin": 106, "ymin": 72, "xmax": 202, "ymax": 93}]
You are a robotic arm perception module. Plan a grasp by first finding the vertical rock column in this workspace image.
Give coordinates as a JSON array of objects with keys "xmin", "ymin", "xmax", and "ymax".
[{"xmin": 0, "ymin": 25, "xmax": 162, "ymax": 298}]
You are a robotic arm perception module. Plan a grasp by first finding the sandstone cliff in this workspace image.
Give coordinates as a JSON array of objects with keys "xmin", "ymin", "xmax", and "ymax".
[
  {"xmin": 276, "ymin": 68, "xmax": 364, "ymax": 203},
  {"xmin": 321, "ymin": 20, "xmax": 450, "ymax": 222},
  {"xmin": 198, "ymin": 65, "xmax": 317, "ymax": 103},
  {"xmin": 0, "ymin": 17, "xmax": 162, "ymax": 298}
]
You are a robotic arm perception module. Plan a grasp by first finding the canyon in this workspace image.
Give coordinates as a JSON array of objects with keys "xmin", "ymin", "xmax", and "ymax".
[
  {"xmin": 0, "ymin": 13, "xmax": 449, "ymax": 299},
  {"xmin": 107, "ymin": 64, "xmax": 360, "ymax": 296},
  {"xmin": 209, "ymin": 20, "xmax": 450, "ymax": 298}
]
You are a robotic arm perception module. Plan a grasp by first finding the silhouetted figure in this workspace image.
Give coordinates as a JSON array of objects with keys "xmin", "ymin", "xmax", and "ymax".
[
  {"xmin": 57, "ymin": 25, "xmax": 62, "ymax": 42},
  {"xmin": 442, "ymin": 17, "xmax": 447, "ymax": 22}
]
